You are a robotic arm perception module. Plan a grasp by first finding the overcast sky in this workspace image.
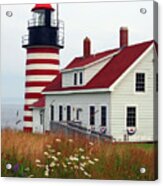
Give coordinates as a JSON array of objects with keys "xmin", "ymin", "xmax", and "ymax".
[{"xmin": 1, "ymin": 0, "xmax": 154, "ymax": 104}]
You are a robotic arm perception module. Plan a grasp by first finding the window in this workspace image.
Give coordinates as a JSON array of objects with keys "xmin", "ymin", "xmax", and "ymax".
[
  {"xmin": 67, "ymin": 106, "xmax": 71, "ymax": 121},
  {"xmin": 40, "ymin": 110, "xmax": 44, "ymax": 125},
  {"xmin": 135, "ymin": 73, "xmax": 145, "ymax": 92},
  {"xmin": 76, "ymin": 109, "xmax": 80, "ymax": 120},
  {"xmin": 89, "ymin": 106, "xmax": 95, "ymax": 125},
  {"xmin": 126, "ymin": 107, "xmax": 136, "ymax": 127},
  {"xmin": 79, "ymin": 72, "xmax": 83, "ymax": 85},
  {"xmin": 50, "ymin": 105, "xmax": 54, "ymax": 121},
  {"xmin": 74, "ymin": 73, "xmax": 77, "ymax": 85},
  {"xmin": 101, "ymin": 106, "xmax": 107, "ymax": 126},
  {"xmin": 34, "ymin": 10, "xmax": 45, "ymax": 26},
  {"xmin": 59, "ymin": 105, "xmax": 63, "ymax": 121},
  {"xmin": 156, "ymin": 73, "xmax": 158, "ymax": 92}
]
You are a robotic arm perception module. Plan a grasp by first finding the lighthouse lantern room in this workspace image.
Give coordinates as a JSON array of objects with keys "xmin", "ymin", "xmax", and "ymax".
[
  {"xmin": 22, "ymin": 4, "xmax": 64, "ymax": 132},
  {"xmin": 22, "ymin": 4, "xmax": 64, "ymax": 48}
]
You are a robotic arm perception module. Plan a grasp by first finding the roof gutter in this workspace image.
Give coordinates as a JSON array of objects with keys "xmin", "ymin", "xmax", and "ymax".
[{"xmin": 43, "ymin": 88, "xmax": 111, "ymax": 95}]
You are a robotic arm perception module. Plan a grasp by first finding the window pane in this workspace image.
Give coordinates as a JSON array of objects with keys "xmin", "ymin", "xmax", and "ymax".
[
  {"xmin": 59, "ymin": 106, "xmax": 63, "ymax": 121},
  {"xmin": 127, "ymin": 107, "xmax": 136, "ymax": 127},
  {"xmin": 136, "ymin": 73, "xmax": 145, "ymax": 92},
  {"xmin": 67, "ymin": 106, "xmax": 71, "ymax": 121},
  {"xmin": 90, "ymin": 106, "xmax": 95, "ymax": 125},
  {"xmin": 74, "ymin": 73, "xmax": 77, "ymax": 85},
  {"xmin": 50, "ymin": 105, "xmax": 54, "ymax": 121},
  {"xmin": 79, "ymin": 72, "xmax": 83, "ymax": 85},
  {"xmin": 101, "ymin": 106, "xmax": 107, "ymax": 126}
]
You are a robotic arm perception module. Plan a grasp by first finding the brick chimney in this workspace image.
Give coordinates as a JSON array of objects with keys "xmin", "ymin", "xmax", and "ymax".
[
  {"xmin": 83, "ymin": 37, "xmax": 91, "ymax": 58},
  {"xmin": 120, "ymin": 27, "xmax": 128, "ymax": 48}
]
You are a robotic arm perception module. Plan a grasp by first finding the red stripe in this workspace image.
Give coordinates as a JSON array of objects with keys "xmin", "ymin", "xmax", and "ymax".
[
  {"xmin": 26, "ymin": 70, "xmax": 59, "ymax": 76},
  {"xmin": 23, "ymin": 127, "xmax": 33, "ymax": 133},
  {"xmin": 24, "ymin": 116, "xmax": 33, "ymax": 122},
  {"xmin": 25, "ymin": 81, "xmax": 50, "ymax": 87},
  {"xmin": 26, "ymin": 59, "xmax": 59, "ymax": 65},
  {"xmin": 27, "ymin": 48, "xmax": 59, "ymax": 54},
  {"xmin": 25, "ymin": 93, "xmax": 42, "ymax": 99},
  {"xmin": 24, "ymin": 105, "xmax": 34, "ymax": 111}
]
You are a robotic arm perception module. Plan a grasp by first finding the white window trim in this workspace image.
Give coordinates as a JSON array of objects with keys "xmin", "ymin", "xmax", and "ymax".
[
  {"xmin": 124, "ymin": 104, "xmax": 138, "ymax": 130},
  {"xmin": 134, "ymin": 71, "xmax": 147, "ymax": 95}
]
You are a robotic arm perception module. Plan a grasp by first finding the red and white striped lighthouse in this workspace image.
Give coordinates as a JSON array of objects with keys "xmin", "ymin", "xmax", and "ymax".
[{"xmin": 22, "ymin": 4, "xmax": 64, "ymax": 132}]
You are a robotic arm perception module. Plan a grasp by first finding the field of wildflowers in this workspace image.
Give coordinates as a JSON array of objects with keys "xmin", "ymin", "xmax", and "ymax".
[{"xmin": 1, "ymin": 129, "xmax": 157, "ymax": 180}]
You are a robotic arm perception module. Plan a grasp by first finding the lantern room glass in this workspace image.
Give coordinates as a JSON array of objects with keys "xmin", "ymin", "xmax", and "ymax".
[{"xmin": 33, "ymin": 10, "xmax": 45, "ymax": 26}]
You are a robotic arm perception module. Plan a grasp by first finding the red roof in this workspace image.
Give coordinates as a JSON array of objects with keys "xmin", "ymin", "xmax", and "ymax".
[
  {"xmin": 43, "ymin": 40, "xmax": 155, "ymax": 93},
  {"xmin": 31, "ymin": 96, "xmax": 45, "ymax": 108},
  {"xmin": 32, "ymin": 4, "xmax": 54, "ymax": 11},
  {"xmin": 65, "ymin": 48, "xmax": 119, "ymax": 69}
]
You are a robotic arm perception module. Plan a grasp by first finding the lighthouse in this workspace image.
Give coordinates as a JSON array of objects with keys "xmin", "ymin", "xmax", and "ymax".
[{"xmin": 22, "ymin": 4, "xmax": 64, "ymax": 132}]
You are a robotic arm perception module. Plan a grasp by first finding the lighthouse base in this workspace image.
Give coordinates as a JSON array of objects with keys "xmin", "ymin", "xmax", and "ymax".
[{"xmin": 23, "ymin": 127, "xmax": 33, "ymax": 133}]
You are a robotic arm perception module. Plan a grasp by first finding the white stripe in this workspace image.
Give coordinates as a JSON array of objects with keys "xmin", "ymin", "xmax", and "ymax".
[
  {"xmin": 24, "ymin": 111, "xmax": 33, "ymax": 117},
  {"xmin": 26, "ymin": 86, "xmax": 45, "ymax": 93},
  {"xmin": 25, "ymin": 99, "xmax": 38, "ymax": 105},
  {"xmin": 24, "ymin": 121, "xmax": 32, "ymax": 127},
  {"xmin": 26, "ymin": 75, "xmax": 56, "ymax": 82},
  {"xmin": 27, "ymin": 53, "xmax": 59, "ymax": 60},
  {"xmin": 26, "ymin": 64, "xmax": 59, "ymax": 70}
]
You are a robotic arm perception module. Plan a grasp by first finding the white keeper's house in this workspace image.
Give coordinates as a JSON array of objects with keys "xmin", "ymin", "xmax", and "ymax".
[
  {"xmin": 23, "ymin": 4, "xmax": 158, "ymax": 142},
  {"xmin": 31, "ymin": 32, "xmax": 158, "ymax": 142}
]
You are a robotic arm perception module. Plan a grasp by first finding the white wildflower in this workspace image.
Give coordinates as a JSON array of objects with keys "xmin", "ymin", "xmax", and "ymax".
[
  {"xmin": 56, "ymin": 163, "xmax": 60, "ymax": 167},
  {"xmin": 46, "ymin": 144, "xmax": 52, "ymax": 149},
  {"xmin": 55, "ymin": 138, "xmax": 61, "ymax": 143},
  {"xmin": 24, "ymin": 167, "xmax": 30, "ymax": 172},
  {"xmin": 68, "ymin": 139, "xmax": 73, "ymax": 143},
  {"xmin": 57, "ymin": 152, "xmax": 61, "ymax": 156},
  {"xmin": 44, "ymin": 170, "xmax": 49, "ymax": 177},
  {"xmin": 45, "ymin": 165, "xmax": 49, "ymax": 170},
  {"xmin": 49, "ymin": 149, "xmax": 55, "ymax": 153},
  {"xmin": 69, "ymin": 155, "xmax": 74, "ymax": 161},
  {"xmin": 74, "ymin": 165, "xmax": 79, "ymax": 170},
  {"xmin": 84, "ymin": 171, "xmax": 91, "ymax": 178},
  {"xmin": 94, "ymin": 158, "xmax": 99, "ymax": 162},
  {"xmin": 35, "ymin": 159, "xmax": 41, "ymax": 163},
  {"xmin": 80, "ymin": 166, "xmax": 84, "ymax": 171},
  {"xmin": 62, "ymin": 163, "xmax": 67, "ymax": 168},
  {"xmin": 52, "ymin": 156, "xmax": 58, "ymax": 161},
  {"xmin": 28, "ymin": 174, "xmax": 34, "ymax": 178},
  {"xmin": 49, "ymin": 162, "xmax": 55, "ymax": 168},
  {"xmin": 81, "ymin": 155, "xmax": 85, "ymax": 160},
  {"xmin": 36, "ymin": 164, "xmax": 44, "ymax": 168},
  {"xmin": 67, "ymin": 162, "xmax": 71, "ymax": 165},
  {"xmin": 86, "ymin": 156, "xmax": 90, "ymax": 160},
  {"xmin": 44, "ymin": 151, "xmax": 49, "ymax": 156},
  {"xmin": 73, "ymin": 157, "xmax": 79, "ymax": 161},
  {"xmin": 80, "ymin": 162, "xmax": 86, "ymax": 167},
  {"xmin": 79, "ymin": 148, "xmax": 84, "ymax": 152},
  {"xmin": 88, "ymin": 160, "xmax": 95, "ymax": 165},
  {"xmin": 89, "ymin": 142, "xmax": 94, "ymax": 146}
]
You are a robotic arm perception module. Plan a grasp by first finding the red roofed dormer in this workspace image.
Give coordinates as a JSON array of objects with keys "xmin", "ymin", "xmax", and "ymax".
[{"xmin": 32, "ymin": 4, "xmax": 54, "ymax": 11}]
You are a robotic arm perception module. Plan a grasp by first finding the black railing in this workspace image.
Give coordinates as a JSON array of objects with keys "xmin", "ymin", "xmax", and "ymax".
[{"xmin": 22, "ymin": 19, "xmax": 64, "ymax": 47}]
